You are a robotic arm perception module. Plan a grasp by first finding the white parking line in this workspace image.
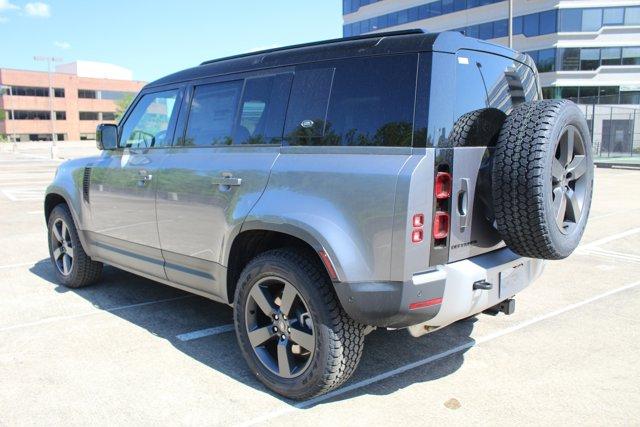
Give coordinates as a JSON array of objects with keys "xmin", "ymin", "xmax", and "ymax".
[
  {"xmin": 580, "ymin": 227, "xmax": 640, "ymax": 250},
  {"xmin": 176, "ymin": 324, "xmax": 235, "ymax": 341},
  {"xmin": 0, "ymin": 260, "xmax": 48, "ymax": 270},
  {"xmin": 0, "ymin": 294, "xmax": 194, "ymax": 333},
  {"xmin": 239, "ymin": 280, "xmax": 640, "ymax": 427}
]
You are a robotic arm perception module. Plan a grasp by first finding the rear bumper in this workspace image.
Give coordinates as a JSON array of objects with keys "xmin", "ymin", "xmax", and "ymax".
[{"xmin": 334, "ymin": 248, "xmax": 545, "ymax": 330}]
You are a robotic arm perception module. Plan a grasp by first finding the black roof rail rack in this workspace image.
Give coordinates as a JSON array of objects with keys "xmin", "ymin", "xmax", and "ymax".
[{"xmin": 200, "ymin": 29, "xmax": 426, "ymax": 66}]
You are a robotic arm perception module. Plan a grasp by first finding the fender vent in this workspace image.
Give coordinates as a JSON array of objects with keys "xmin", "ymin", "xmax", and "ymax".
[{"xmin": 82, "ymin": 167, "xmax": 92, "ymax": 203}]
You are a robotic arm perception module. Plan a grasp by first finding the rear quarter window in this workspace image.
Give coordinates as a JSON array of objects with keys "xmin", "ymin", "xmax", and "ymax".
[{"xmin": 284, "ymin": 54, "xmax": 418, "ymax": 147}]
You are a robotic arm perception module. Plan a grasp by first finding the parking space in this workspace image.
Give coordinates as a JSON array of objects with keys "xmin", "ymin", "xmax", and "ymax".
[{"xmin": 1, "ymin": 151, "xmax": 639, "ymax": 425}]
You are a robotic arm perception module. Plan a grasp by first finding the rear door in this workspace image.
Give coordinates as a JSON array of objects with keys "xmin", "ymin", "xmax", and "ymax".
[
  {"xmin": 155, "ymin": 71, "xmax": 292, "ymax": 298},
  {"xmin": 448, "ymin": 50, "xmax": 539, "ymax": 262}
]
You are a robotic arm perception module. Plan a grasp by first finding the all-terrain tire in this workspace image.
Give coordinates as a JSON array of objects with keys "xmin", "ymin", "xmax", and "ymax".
[
  {"xmin": 492, "ymin": 100, "xmax": 594, "ymax": 259},
  {"xmin": 47, "ymin": 204, "xmax": 103, "ymax": 288},
  {"xmin": 234, "ymin": 249, "xmax": 366, "ymax": 400}
]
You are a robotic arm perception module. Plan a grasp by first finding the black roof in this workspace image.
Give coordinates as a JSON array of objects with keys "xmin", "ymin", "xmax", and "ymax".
[{"xmin": 147, "ymin": 30, "xmax": 524, "ymax": 88}]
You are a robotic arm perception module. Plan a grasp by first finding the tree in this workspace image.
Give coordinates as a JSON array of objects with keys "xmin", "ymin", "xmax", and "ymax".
[
  {"xmin": 0, "ymin": 110, "xmax": 5, "ymax": 121},
  {"xmin": 115, "ymin": 93, "xmax": 135, "ymax": 122}
]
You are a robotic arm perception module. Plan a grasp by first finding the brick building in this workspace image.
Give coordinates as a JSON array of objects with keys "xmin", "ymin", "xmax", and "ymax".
[{"xmin": 0, "ymin": 61, "xmax": 145, "ymax": 142}]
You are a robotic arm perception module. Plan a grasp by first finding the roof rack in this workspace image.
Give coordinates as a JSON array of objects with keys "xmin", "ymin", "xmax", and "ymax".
[{"xmin": 200, "ymin": 29, "xmax": 425, "ymax": 66}]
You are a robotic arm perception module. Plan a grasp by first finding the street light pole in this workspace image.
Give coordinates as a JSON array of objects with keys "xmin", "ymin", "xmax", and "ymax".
[
  {"xmin": 33, "ymin": 56, "xmax": 62, "ymax": 159},
  {"xmin": 508, "ymin": 0, "xmax": 513, "ymax": 49}
]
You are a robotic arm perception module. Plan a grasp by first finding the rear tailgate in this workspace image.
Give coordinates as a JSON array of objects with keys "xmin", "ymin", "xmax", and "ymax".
[{"xmin": 448, "ymin": 146, "xmax": 504, "ymax": 262}]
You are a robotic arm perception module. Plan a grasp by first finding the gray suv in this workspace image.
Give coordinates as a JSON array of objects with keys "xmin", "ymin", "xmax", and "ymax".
[{"xmin": 45, "ymin": 30, "xmax": 593, "ymax": 399}]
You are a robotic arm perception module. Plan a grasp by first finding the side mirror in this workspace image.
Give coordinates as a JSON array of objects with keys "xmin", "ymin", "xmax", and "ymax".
[{"xmin": 96, "ymin": 124, "xmax": 118, "ymax": 150}]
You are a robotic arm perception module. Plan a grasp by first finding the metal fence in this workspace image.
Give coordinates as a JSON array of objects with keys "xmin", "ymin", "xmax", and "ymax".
[{"xmin": 576, "ymin": 103, "xmax": 640, "ymax": 159}]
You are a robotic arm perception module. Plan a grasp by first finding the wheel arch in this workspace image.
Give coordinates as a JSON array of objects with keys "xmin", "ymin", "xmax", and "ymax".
[
  {"xmin": 225, "ymin": 221, "xmax": 339, "ymax": 304},
  {"xmin": 44, "ymin": 189, "xmax": 92, "ymax": 257}
]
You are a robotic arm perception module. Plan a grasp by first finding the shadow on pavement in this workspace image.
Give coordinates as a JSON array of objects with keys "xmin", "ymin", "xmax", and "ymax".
[{"xmin": 29, "ymin": 260, "xmax": 475, "ymax": 406}]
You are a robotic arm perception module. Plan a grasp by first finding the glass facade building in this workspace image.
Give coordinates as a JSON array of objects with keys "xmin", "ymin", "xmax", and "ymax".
[{"xmin": 343, "ymin": 0, "xmax": 640, "ymax": 157}]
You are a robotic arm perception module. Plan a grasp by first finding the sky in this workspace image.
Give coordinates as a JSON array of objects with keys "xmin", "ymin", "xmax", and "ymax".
[{"xmin": 0, "ymin": 0, "xmax": 343, "ymax": 82}]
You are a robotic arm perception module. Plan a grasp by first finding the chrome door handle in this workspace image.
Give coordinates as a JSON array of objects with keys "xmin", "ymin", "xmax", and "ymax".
[
  {"xmin": 212, "ymin": 172, "xmax": 242, "ymax": 187},
  {"xmin": 458, "ymin": 178, "xmax": 469, "ymax": 230}
]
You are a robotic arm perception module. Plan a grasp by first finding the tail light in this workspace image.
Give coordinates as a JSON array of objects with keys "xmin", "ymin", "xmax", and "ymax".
[
  {"xmin": 433, "ymin": 168, "xmax": 451, "ymax": 246},
  {"xmin": 434, "ymin": 172, "xmax": 452, "ymax": 199},
  {"xmin": 433, "ymin": 211, "xmax": 450, "ymax": 239}
]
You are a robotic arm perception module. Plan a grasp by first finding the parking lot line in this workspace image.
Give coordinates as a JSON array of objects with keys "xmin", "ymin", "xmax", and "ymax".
[
  {"xmin": 0, "ymin": 294, "xmax": 194, "ymax": 333},
  {"xmin": 176, "ymin": 324, "xmax": 235, "ymax": 341},
  {"xmin": 0, "ymin": 260, "xmax": 48, "ymax": 270},
  {"xmin": 580, "ymin": 227, "xmax": 640, "ymax": 250},
  {"xmin": 239, "ymin": 279, "xmax": 640, "ymax": 427}
]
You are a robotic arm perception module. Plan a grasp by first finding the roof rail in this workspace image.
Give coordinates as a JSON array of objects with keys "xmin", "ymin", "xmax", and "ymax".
[{"xmin": 199, "ymin": 29, "xmax": 425, "ymax": 66}]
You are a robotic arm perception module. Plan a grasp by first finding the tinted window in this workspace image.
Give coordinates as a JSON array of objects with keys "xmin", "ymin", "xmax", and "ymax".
[
  {"xmin": 622, "ymin": 47, "xmax": 640, "ymax": 65},
  {"xmin": 285, "ymin": 55, "xmax": 417, "ymax": 147},
  {"xmin": 560, "ymin": 48, "xmax": 580, "ymax": 70},
  {"xmin": 479, "ymin": 22, "xmax": 493, "ymax": 39},
  {"xmin": 234, "ymin": 74, "xmax": 292, "ymax": 145},
  {"xmin": 580, "ymin": 48, "xmax": 600, "ymax": 70},
  {"xmin": 560, "ymin": 9, "xmax": 582, "ymax": 32},
  {"xmin": 120, "ymin": 90, "xmax": 179, "ymax": 148},
  {"xmin": 603, "ymin": 8, "xmax": 624, "ymax": 25},
  {"xmin": 185, "ymin": 81, "xmax": 242, "ymax": 146},
  {"xmin": 582, "ymin": 8, "xmax": 602, "ymax": 31},
  {"xmin": 538, "ymin": 48, "xmax": 556, "ymax": 72},
  {"xmin": 523, "ymin": 13, "xmax": 539, "ymax": 37},
  {"xmin": 601, "ymin": 48, "xmax": 621, "ymax": 66},
  {"xmin": 284, "ymin": 68, "xmax": 334, "ymax": 144},
  {"xmin": 579, "ymin": 87, "xmax": 598, "ymax": 104},
  {"xmin": 598, "ymin": 86, "xmax": 619, "ymax": 104},
  {"xmin": 539, "ymin": 10, "xmax": 557, "ymax": 34},
  {"xmin": 493, "ymin": 19, "xmax": 508, "ymax": 38},
  {"xmin": 625, "ymin": 7, "xmax": 640, "ymax": 25}
]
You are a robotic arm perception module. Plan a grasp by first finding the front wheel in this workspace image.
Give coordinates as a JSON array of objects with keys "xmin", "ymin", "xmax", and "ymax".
[
  {"xmin": 234, "ymin": 249, "xmax": 366, "ymax": 400},
  {"xmin": 47, "ymin": 204, "xmax": 103, "ymax": 288}
]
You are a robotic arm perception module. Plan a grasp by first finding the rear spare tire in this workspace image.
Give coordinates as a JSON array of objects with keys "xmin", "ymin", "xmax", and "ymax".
[{"xmin": 492, "ymin": 100, "xmax": 593, "ymax": 259}]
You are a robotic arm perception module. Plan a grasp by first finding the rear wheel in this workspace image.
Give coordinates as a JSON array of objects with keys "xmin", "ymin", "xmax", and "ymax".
[
  {"xmin": 47, "ymin": 204, "xmax": 102, "ymax": 288},
  {"xmin": 234, "ymin": 249, "xmax": 365, "ymax": 400}
]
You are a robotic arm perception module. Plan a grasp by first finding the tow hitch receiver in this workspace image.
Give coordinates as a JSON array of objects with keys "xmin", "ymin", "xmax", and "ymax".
[{"xmin": 484, "ymin": 298, "xmax": 515, "ymax": 316}]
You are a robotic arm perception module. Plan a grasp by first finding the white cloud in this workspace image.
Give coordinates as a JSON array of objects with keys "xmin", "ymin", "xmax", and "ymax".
[
  {"xmin": 0, "ymin": 0, "xmax": 19, "ymax": 22},
  {"xmin": 54, "ymin": 41, "xmax": 71, "ymax": 49},
  {"xmin": 0, "ymin": 0, "xmax": 19, "ymax": 11},
  {"xmin": 24, "ymin": 2, "xmax": 50, "ymax": 17}
]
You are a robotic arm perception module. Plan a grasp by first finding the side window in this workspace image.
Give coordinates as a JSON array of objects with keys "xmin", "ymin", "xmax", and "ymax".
[
  {"xmin": 119, "ymin": 90, "xmax": 179, "ymax": 148},
  {"xmin": 184, "ymin": 81, "xmax": 243, "ymax": 146},
  {"xmin": 234, "ymin": 73, "xmax": 292, "ymax": 144},
  {"xmin": 284, "ymin": 55, "xmax": 417, "ymax": 147}
]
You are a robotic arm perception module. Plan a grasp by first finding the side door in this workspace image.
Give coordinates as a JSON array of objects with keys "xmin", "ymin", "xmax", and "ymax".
[
  {"xmin": 156, "ymin": 71, "xmax": 292, "ymax": 298},
  {"xmin": 88, "ymin": 88, "xmax": 182, "ymax": 279}
]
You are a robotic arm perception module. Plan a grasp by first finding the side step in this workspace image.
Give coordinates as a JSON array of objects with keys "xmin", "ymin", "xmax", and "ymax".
[{"xmin": 483, "ymin": 298, "xmax": 515, "ymax": 316}]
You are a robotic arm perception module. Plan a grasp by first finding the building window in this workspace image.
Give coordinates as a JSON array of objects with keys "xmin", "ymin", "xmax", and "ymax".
[
  {"xmin": 78, "ymin": 89, "xmax": 97, "ymax": 99},
  {"xmin": 625, "ymin": 7, "xmax": 640, "ymax": 25},
  {"xmin": 559, "ymin": 9, "xmax": 582, "ymax": 32},
  {"xmin": 578, "ymin": 87, "xmax": 598, "ymax": 104},
  {"xmin": 10, "ymin": 86, "xmax": 49, "ymax": 97},
  {"xmin": 581, "ymin": 8, "xmax": 602, "ymax": 31},
  {"xmin": 12, "ymin": 110, "xmax": 51, "ymax": 120},
  {"xmin": 54, "ymin": 88, "xmax": 65, "ymax": 98},
  {"xmin": 620, "ymin": 90, "xmax": 640, "ymax": 105},
  {"xmin": 599, "ymin": 87, "xmax": 619, "ymax": 104},
  {"xmin": 537, "ymin": 49, "xmax": 556, "ymax": 72},
  {"xmin": 560, "ymin": 87, "xmax": 579, "ymax": 102},
  {"xmin": 580, "ymin": 48, "xmax": 600, "ymax": 70},
  {"xmin": 55, "ymin": 111, "xmax": 66, "ymax": 120},
  {"xmin": 560, "ymin": 48, "xmax": 580, "ymax": 71},
  {"xmin": 538, "ymin": 10, "xmax": 557, "ymax": 34},
  {"xmin": 523, "ymin": 13, "xmax": 539, "ymax": 37},
  {"xmin": 603, "ymin": 8, "xmax": 624, "ymax": 25},
  {"xmin": 80, "ymin": 133, "xmax": 96, "ymax": 140},
  {"xmin": 56, "ymin": 133, "xmax": 66, "ymax": 141},
  {"xmin": 79, "ymin": 111, "xmax": 99, "ymax": 120},
  {"xmin": 622, "ymin": 47, "xmax": 640, "ymax": 65},
  {"xmin": 601, "ymin": 48, "xmax": 622, "ymax": 66},
  {"xmin": 101, "ymin": 112, "xmax": 116, "ymax": 121}
]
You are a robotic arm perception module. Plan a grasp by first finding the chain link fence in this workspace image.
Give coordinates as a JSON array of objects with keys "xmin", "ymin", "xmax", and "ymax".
[{"xmin": 576, "ymin": 103, "xmax": 640, "ymax": 160}]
